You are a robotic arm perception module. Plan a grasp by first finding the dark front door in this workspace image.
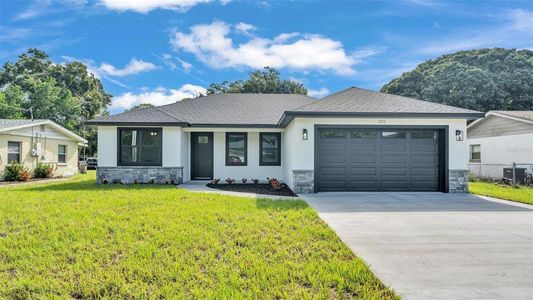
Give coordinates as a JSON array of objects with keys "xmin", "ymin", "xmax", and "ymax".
[
  {"xmin": 316, "ymin": 128, "xmax": 442, "ymax": 192},
  {"xmin": 191, "ymin": 132, "xmax": 213, "ymax": 180}
]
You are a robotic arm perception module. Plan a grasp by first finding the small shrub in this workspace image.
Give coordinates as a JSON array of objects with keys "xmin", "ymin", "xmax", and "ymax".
[
  {"xmin": 252, "ymin": 179, "xmax": 259, "ymax": 184},
  {"xmin": 19, "ymin": 169, "xmax": 31, "ymax": 181},
  {"xmin": 225, "ymin": 178, "xmax": 235, "ymax": 185},
  {"xmin": 210, "ymin": 178, "xmax": 220, "ymax": 185},
  {"xmin": 241, "ymin": 178, "xmax": 247, "ymax": 184},
  {"xmin": 34, "ymin": 162, "xmax": 54, "ymax": 178},
  {"xmin": 4, "ymin": 161, "xmax": 24, "ymax": 181},
  {"xmin": 268, "ymin": 178, "xmax": 283, "ymax": 191}
]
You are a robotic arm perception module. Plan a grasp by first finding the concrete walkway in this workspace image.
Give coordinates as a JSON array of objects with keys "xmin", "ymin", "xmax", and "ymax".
[
  {"xmin": 178, "ymin": 181, "xmax": 298, "ymax": 200},
  {"xmin": 301, "ymin": 192, "xmax": 533, "ymax": 300}
]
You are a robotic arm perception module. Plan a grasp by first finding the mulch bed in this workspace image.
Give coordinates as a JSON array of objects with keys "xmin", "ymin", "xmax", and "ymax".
[{"xmin": 206, "ymin": 183, "xmax": 298, "ymax": 197}]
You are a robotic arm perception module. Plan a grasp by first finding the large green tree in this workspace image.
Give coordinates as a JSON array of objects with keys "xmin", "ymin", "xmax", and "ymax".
[
  {"xmin": 381, "ymin": 48, "xmax": 533, "ymax": 111},
  {"xmin": 0, "ymin": 48, "xmax": 112, "ymax": 156},
  {"xmin": 207, "ymin": 67, "xmax": 308, "ymax": 95}
]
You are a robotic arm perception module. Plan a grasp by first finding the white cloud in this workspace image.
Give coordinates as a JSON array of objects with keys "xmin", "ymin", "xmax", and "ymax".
[
  {"xmin": 14, "ymin": 0, "xmax": 86, "ymax": 20},
  {"xmin": 308, "ymin": 87, "xmax": 330, "ymax": 98},
  {"xmin": 98, "ymin": 58, "xmax": 157, "ymax": 77},
  {"xmin": 419, "ymin": 9, "xmax": 533, "ymax": 54},
  {"xmin": 235, "ymin": 22, "xmax": 256, "ymax": 35},
  {"xmin": 170, "ymin": 21, "xmax": 376, "ymax": 75},
  {"xmin": 111, "ymin": 84, "xmax": 206, "ymax": 111},
  {"xmin": 99, "ymin": 0, "xmax": 228, "ymax": 13}
]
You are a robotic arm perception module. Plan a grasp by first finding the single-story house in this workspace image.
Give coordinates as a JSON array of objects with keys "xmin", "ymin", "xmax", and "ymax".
[
  {"xmin": 0, "ymin": 119, "xmax": 87, "ymax": 180},
  {"xmin": 87, "ymin": 87, "xmax": 483, "ymax": 193},
  {"xmin": 467, "ymin": 111, "xmax": 533, "ymax": 180}
]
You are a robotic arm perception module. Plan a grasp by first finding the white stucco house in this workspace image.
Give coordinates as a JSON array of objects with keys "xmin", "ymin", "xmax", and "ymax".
[
  {"xmin": 87, "ymin": 87, "xmax": 483, "ymax": 193},
  {"xmin": 467, "ymin": 111, "xmax": 533, "ymax": 180}
]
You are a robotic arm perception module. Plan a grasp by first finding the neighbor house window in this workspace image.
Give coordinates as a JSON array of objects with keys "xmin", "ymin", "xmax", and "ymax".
[
  {"xmin": 118, "ymin": 128, "xmax": 162, "ymax": 166},
  {"xmin": 260, "ymin": 133, "xmax": 281, "ymax": 166},
  {"xmin": 226, "ymin": 132, "xmax": 247, "ymax": 166},
  {"xmin": 7, "ymin": 141, "xmax": 21, "ymax": 164},
  {"xmin": 58, "ymin": 145, "xmax": 67, "ymax": 164},
  {"xmin": 470, "ymin": 144, "xmax": 481, "ymax": 162}
]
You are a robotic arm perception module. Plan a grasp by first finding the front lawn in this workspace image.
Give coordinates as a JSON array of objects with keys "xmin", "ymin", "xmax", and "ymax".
[
  {"xmin": 470, "ymin": 182, "xmax": 533, "ymax": 205},
  {"xmin": 0, "ymin": 172, "xmax": 396, "ymax": 299}
]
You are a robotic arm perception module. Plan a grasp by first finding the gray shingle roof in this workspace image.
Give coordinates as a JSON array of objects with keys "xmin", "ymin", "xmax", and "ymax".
[
  {"xmin": 292, "ymin": 87, "xmax": 482, "ymax": 115},
  {"xmin": 87, "ymin": 87, "xmax": 484, "ymax": 128},
  {"xmin": 88, "ymin": 106, "xmax": 185, "ymax": 125},
  {"xmin": 87, "ymin": 93, "xmax": 317, "ymax": 127},
  {"xmin": 0, "ymin": 119, "xmax": 49, "ymax": 130},
  {"xmin": 490, "ymin": 111, "xmax": 533, "ymax": 123}
]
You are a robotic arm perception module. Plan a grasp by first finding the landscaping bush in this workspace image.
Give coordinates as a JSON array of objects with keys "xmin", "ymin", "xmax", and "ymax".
[
  {"xmin": 19, "ymin": 169, "xmax": 31, "ymax": 181},
  {"xmin": 34, "ymin": 162, "xmax": 54, "ymax": 178},
  {"xmin": 4, "ymin": 161, "xmax": 24, "ymax": 181}
]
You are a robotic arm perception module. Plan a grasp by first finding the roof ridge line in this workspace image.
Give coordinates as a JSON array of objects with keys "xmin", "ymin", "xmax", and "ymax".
[{"xmin": 153, "ymin": 106, "xmax": 186, "ymax": 123}]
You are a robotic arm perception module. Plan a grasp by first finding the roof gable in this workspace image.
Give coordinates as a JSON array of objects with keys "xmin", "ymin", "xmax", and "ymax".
[{"xmin": 0, "ymin": 119, "xmax": 87, "ymax": 143}]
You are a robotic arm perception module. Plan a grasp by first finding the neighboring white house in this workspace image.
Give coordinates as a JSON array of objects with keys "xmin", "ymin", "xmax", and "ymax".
[
  {"xmin": 0, "ymin": 119, "xmax": 87, "ymax": 180},
  {"xmin": 87, "ymin": 87, "xmax": 483, "ymax": 193},
  {"xmin": 467, "ymin": 111, "xmax": 533, "ymax": 180}
]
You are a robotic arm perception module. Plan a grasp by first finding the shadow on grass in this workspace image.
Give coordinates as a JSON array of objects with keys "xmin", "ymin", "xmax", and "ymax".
[{"xmin": 255, "ymin": 198, "xmax": 309, "ymax": 210}]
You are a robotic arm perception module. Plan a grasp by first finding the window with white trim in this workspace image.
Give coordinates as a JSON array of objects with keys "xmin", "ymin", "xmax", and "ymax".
[
  {"xmin": 470, "ymin": 144, "xmax": 481, "ymax": 162},
  {"xmin": 58, "ymin": 145, "xmax": 67, "ymax": 164},
  {"xmin": 8, "ymin": 141, "xmax": 21, "ymax": 164}
]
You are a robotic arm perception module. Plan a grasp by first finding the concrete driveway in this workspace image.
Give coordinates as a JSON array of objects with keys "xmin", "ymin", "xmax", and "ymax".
[{"xmin": 301, "ymin": 192, "xmax": 533, "ymax": 300}]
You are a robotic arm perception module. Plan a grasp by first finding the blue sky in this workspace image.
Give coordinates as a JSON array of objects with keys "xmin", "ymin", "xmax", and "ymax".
[{"xmin": 1, "ymin": 0, "xmax": 532, "ymax": 114}]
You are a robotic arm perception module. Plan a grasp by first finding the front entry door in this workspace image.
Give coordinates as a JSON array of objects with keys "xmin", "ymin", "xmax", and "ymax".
[{"xmin": 191, "ymin": 132, "xmax": 213, "ymax": 180}]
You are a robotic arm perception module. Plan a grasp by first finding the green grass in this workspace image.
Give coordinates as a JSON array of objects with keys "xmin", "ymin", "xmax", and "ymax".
[
  {"xmin": 0, "ymin": 172, "xmax": 396, "ymax": 299},
  {"xmin": 470, "ymin": 182, "xmax": 533, "ymax": 205}
]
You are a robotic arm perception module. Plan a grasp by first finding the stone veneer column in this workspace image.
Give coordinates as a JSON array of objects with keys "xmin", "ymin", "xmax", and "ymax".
[
  {"xmin": 96, "ymin": 167, "xmax": 183, "ymax": 184},
  {"xmin": 292, "ymin": 170, "xmax": 314, "ymax": 194},
  {"xmin": 449, "ymin": 169, "xmax": 469, "ymax": 193}
]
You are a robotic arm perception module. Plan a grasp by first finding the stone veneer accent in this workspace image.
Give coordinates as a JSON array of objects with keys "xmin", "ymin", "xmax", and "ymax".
[
  {"xmin": 292, "ymin": 170, "xmax": 314, "ymax": 194},
  {"xmin": 96, "ymin": 167, "xmax": 183, "ymax": 185},
  {"xmin": 449, "ymin": 169, "xmax": 469, "ymax": 193}
]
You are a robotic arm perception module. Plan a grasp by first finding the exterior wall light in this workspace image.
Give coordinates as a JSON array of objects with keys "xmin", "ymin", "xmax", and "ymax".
[
  {"xmin": 455, "ymin": 130, "xmax": 464, "ymax": 141},
  {"xmin": 302, "ymin": 129, "xmax": 308, "ymax": 140}
]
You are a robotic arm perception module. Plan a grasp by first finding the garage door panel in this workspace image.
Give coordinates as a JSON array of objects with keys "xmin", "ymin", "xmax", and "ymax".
[
  {"xmin": 317, "ymin": 128, "xmax": 441, "ymax": 192},
  {"xmin": 381, "ymin": 167, "xmax": 407, "ymax": 175},
  {"xmin": 411, "ymin": 167, "xmax": 438, "ymax": 176},
  {"xmin": 411, "ymin": 144, "xmax": 437, "ymax": 152},
  {"xmin": 381, "ymin": 156, "xmax": 407, "ymax": 163},
  {"xmin": 320, "ymin": 167, "xmax": 347, "ymax": 176},
  {"xmin": 350, "ymin": 167, "xmax": 377, "ymax": 175},
  {"xmin": 381, "ymin": 143, "xmax": 407, "ymax": 151},
  {"xmin": 351, "ymin": 155, "xmax": 377, "ymax": 163},
  {"xmin": 350, "ymin": 143, "xmax": 377, "ymax": 151}
]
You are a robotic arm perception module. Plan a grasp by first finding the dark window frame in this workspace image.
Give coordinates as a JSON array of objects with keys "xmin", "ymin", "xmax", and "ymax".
[
  {"xmin": 58, "ymin": 144, "xmax": 67, "ymax": 164},
  {"xmin": 259, "ymin": 132, "xmax": 281, "ymax": 166},
  {"xmin": 470, "ymin": 144, "xmax": 481, "ymax": 162},
  {"xmin": 225, "ymin": 132, "xmax": 247, "ymax": 166},
  {"xmin": 117, "ymin": 128, "xmax": 163, "ymax": 166},
  {"xmin": 7, "ymin": 141, "xmax": 21, "ymax": 164}
]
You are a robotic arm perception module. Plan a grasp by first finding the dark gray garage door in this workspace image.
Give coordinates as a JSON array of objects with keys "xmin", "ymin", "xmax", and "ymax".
[{"xmin": 316, "ymin": 128, "xmax": 441, "ymax": 192}]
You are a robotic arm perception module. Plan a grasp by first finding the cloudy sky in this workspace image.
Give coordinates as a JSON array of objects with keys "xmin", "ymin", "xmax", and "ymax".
[{"xmin": 1, "ymin": 0, "xmax": 532, "ymax": 114}]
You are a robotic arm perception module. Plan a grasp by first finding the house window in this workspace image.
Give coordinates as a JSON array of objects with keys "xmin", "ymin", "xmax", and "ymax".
[
  {"xmin": 226, "ymin": 132, "xmax": 247, "ymax": 166},
  {"xmin": 58, "ymin": 145, "xmax": 67, "ymax": 164},
  {"xmin": 7, "ymin": 141, "xmax": 21, "ymax": 164},
  {"xmin": 470, "ymin": 144, "xmax": 481, "ymax": 162},
  {"xmin": 260, "ymin": 133, "xmax": 281, "ymax": 166},
  {"xmin": 118, "ymin": 128, "xmax": 162, "ymax": 166}
]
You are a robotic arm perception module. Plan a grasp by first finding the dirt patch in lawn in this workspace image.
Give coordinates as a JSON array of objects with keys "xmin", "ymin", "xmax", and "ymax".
[{"xmin": 206, "ymin": 183, "xmax": 298, "ymax": 197}]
